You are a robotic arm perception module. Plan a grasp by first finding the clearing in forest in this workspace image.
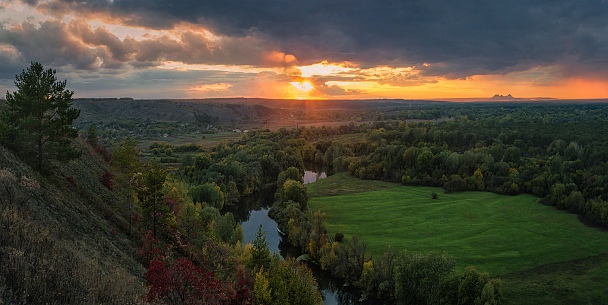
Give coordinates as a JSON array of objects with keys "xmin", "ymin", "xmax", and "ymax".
[{"xmin": 307, "ymin": 173, "xmax": 608, "ymax": 276}]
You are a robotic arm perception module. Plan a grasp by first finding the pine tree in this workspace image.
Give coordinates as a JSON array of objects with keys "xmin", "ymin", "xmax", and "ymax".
[
  {"xmin": 0, "ymin": 62, "xmax": 80, "ymax": 172},
  {"xmin": 112, "ymin": 138, "xmax": 142, "ymax": 236},
  {"xmin": 249, "ymin": 224, "xmax": 271, "ymax": 271},
  {"xmin": 141, "ymin": 160, "xmax": 168, "ymax": 238},
  {"xmin": 86, "ymin": 124, "xmax": 99, "ymax": 148}
]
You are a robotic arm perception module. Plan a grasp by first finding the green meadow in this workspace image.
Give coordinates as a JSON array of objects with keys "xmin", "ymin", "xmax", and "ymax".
[{"xmin": 308, "ymin": 173, "xmax": 608, "ymax": 304}]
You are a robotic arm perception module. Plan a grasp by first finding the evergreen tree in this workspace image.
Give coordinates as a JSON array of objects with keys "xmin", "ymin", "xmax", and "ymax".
[
  {"xmin": 141, "ymin": 160, "xmax": 168, "ymax": 238},
  {"xmin": 0, "ymin": 62, "xmax": 80, "ymax": 172},
  {"xmin": 112, "ymin": 138, "xmax": 142, "ymax": 235},
  {"xmin": 86, "ymin": 124, "xmax": 99, "ymax": 148},
  {"xmin": 112, "ymin": 138, "xmax": 141, "ymax": 175},
  {"xmin": 249, "ymin": 224, "xmax": 271, "ymax": 271}
]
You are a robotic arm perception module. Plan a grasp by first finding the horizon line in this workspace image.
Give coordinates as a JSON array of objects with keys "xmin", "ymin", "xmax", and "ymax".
[{"xmin": 69, "ymin": 96, "xmax": 608, "ymax": 102}]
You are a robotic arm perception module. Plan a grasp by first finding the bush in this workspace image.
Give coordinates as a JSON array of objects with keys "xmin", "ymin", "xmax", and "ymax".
[
  {"xmin": 431, "ymin": 192, "xmax": 438, "ymax": 199},
  {"xmin": 334, "ymin": 232, "xmax": 345, "ymax": 242},
  {"xmin": 101, "ymin": 171, "xmax": 114, "ymax": 190},
  {"xmin": 94, "ymin": 145, "xmax": 112, "ymax": 162}
]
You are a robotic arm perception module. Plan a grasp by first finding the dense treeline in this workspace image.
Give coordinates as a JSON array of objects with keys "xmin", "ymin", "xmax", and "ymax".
[
  {"xmin": 290, "ymin": 103, "xmax": 608, "ymax": 227},
  {"xmin": 178, "ymin": 129, "xmax": 306, "ymax": 209}
]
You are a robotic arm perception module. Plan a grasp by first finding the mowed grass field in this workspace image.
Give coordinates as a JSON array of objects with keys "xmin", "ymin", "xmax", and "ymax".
[{"xmin": 307, "ymin": 173, "xmax": 608, "ymax": 304}]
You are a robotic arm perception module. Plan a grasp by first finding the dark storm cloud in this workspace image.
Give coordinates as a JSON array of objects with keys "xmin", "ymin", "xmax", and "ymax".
[
  {"xmin": 0, "ymin": 44, "xmax": 26, "ymax": 79},
  {"xmin": 65, "ymin": 68, "xmax": 260, "ymax": 98},
  {"xmin": 69, "ymin": 21, "xmax": 136, "ymax": 63},
  {"xmin": 0, "ymin": 20, "xmax": 100, "ymax": 69},
  {"xmin": 0, "ymin": 18, "xmax": 282, "ymax": 72},
  {"xmin": 8, "ymin": 0, "xmax": 608, "ymax": 79}
]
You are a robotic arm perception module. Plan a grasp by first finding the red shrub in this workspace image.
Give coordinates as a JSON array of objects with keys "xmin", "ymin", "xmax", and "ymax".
[
  {"xmin": 94, "ymin": 145, "xmax": 112, "ymax": 162},
  {"xmin": 230, "ymin": 266, "xmax": 253, "ymax": 305},
  {"xmin": 145, "ymin": 257, "xmax": 228, "ymax": 305},
  {"xmin": 138, "ymin": 231, "xmax": 162, "ymax": 265},
  {"xmin": 101, "ymin": 171, "xmax": 114, "ymax": 190}
]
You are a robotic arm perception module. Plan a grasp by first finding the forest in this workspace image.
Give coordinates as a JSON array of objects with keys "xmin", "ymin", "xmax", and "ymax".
[
  {"xmin": 175, "ymin": 102, "xmax": 608, "ymax": 229},
  {"xmin": 1, "ymin": 62, "xmax": 607, "ymax": 304},
  {"xmin": 94, "ymin": 101, "xmax": 608, "ymax": 304}
]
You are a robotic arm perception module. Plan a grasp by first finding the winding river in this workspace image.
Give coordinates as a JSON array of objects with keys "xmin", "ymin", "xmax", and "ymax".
[
  {"xmin": 228, "ymin": 168, "xmax": 362, "ymax": 305},
  {"xmin": 239, "ymin": 169, "xmax": 328, "ymax": 253}
]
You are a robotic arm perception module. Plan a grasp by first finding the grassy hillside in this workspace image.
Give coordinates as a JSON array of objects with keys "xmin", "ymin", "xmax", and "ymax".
[
  {"xmin": 308, "ymin": 173, "xmax": 608, "ymax": 304},
  {"xmin": 0, "ymin": 139, "xmax": 145, "ymax": 304}
]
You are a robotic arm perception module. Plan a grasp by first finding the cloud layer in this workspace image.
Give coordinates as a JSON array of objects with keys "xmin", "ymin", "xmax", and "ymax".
[{"xmin": 2, "ymin": 0, "xmax": 608, "ymax": 98}]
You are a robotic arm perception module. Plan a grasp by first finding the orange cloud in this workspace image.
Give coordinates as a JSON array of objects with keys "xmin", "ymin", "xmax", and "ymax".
[
  {"xmin": 263, "ymin": 51, "xmax": 298, "ymax": 67},
  {"xmin": 297, "ymin": 61, "xmax": 357, "ymax": 78},
  {"xmin": 188, "ymin": 83, "xmax": 232, "ymax": 92}
]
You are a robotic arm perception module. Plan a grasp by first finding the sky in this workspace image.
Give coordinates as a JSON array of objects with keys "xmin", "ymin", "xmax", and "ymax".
[{"xmin": 1, "ymin": 0, "xmax": 608, "ymax": 100}]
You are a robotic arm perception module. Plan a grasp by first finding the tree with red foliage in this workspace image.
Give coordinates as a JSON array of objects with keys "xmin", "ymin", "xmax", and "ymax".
[
  {"xmin": 137, "ymin": 231, "xmax": 163, "ymax": 266},
  {"xmin": 145, "ymin": 258, "xmax": 172, "ymax": 301},
  {"xmin": 229, "ymin": 266, "xmax": 253, "ymax": 305},
  {"xmin": 145, "ymin": 257, "xmax": 229, "ymax": 305},
  {"xmin": 165, "ymin": 193, "xmax": 180, "ymax": 218},
  {"xmin": 139, "ymin": 231, "xmax": 254, "ymax": 304},
  {"xmin": 95, "ymin": 144, "xmax": 112, "ymax": 162}
]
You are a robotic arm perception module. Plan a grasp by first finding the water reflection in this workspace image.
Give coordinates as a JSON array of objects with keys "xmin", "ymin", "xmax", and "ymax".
[
  {"xmin": 310, "ymin": 265, "xmax": 365, "ymax": 305},
  {"xmin": 304, "ymin": 162, "xmax": 333, "ymax": 180},
  {"xmin": 223, "ymin": 185, "xmax": 282, "ymax": 253},
  {"xmin": 241, "ymin": 208, "xmax": 280, "ymax": 253},
  {"xmin": 230, "ymin": 167, "xmax": 364, "ymax": 305},
  {"xmin": 303, "ymin": 170, "xmax": 327, "ymax": 184},
  {"xmin": 223, "ymin": 184, "xmax": 275, "ymax": 223},
  {"xmin": 228, "ymin": 168, "xmax": 330, "ymax": 254},
  {"xmin": 277, "ymin": 241, "xmax": 364, "ymax": 304}
]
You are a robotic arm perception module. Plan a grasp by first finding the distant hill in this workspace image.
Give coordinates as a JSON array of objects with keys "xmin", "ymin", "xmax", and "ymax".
[
  {"xmin": 0, "ymin": 139, "xmax": 145, "ymax": 304},
  {"xmin": 491, "ymin": 94, "xmax": 515, "ymax": 100},
  {"xmin": 73, "ymin": 98, "xmax": 291, "ymax": 128},
  {"xmin": 72, "ymin": 98, "xmax": 445, "ymax": 128}
]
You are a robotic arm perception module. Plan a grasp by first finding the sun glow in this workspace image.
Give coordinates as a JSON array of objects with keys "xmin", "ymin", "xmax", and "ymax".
[
  {"xmin": 290, "ymin": 81, "xmax": 314, "ymax": 92},
  {"xmin": 288, "ymin": 81, "xmax": 317, "ymax": 99}
]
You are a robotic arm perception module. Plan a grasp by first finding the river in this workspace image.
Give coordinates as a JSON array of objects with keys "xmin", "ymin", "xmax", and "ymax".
[
  {"xmin": 227, "ymin": 168, "xmax": 363, "ymax": 305},
  {"xmin": 238, "ymin": 169, "xmax": 328, "ymax": 252}
]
